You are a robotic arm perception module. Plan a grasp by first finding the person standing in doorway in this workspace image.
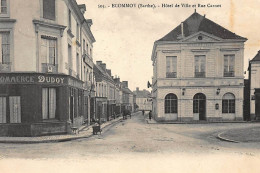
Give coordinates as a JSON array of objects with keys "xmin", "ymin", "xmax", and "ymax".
[{"xmin": 149, "ymin": 111, "xmax": 152, "ymax": 120}]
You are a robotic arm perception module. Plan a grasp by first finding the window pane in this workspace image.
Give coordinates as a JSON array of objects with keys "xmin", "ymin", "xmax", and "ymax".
[
  {"xmin": 43, "ymin": 0, "xmax": 55, "ymax": 20},
  {"xmin": 0, "ymin": 97, "xmax": 7, "ymax": 123},
  {"xmin": 42, "ymin": 88, "xmax": 48, "ymax": 119},
  {"xmin": 49, "ymin": 88, "xmax": 56, "ymax": 119},
  {"xmin": 172, "ymin": 57, "xmax": 177, "ymax": 73},
  {"xmin": 1, "ymin": 0, "xmax": 7, "ymax": 14},
  {"xmin": 165, "ymin": 94, "xmax": 177, "ymax": 114},
  {"xmin": 222, "ymin": 100, "xmax": 228, "ymax": 113},
  {"xmin": 1, "ymin": 32, "xmax": 10, "ymax": 63}
]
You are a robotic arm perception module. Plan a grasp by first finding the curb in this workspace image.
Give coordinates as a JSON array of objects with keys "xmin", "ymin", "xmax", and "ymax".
[
  {"xmin": 148, "ymin": 121, "xmax": 249, "ymax": 124},
  {"xmin": 0, "ymin": 116, "xmax": 124, "ymax": 144},
  {"xmin": 216, "ymin": 131, "xmax": 240, "ymax": 143}
]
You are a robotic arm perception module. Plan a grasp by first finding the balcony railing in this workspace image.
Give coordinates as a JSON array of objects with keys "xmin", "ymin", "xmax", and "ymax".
[
  {"xmin": 41, "ymin": 63, "xmax": 58, "ymax": 73},
  {"xmin": 224, "ymin": 71, "xmax": 234, "ymax": 77},
  {"xmin": 195, "ymin": 72, "xmax": 205, "ymax": 78},
  {"xmin": 0, "ymin": 62, "xmax": 11, "ymax": 72},
  {"xmin": 166, "ymin": 72, "xmax": 177, "ymax": 78}
]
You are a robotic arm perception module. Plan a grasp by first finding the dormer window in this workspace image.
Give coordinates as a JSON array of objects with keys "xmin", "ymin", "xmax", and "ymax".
[{"xmin": 43, "ymin": 0, "xmax": 55, "ymax": 20}]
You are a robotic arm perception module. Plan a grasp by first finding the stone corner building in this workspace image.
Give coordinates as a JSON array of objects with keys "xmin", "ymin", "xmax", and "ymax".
[
  {"xmin": 0, "ymin": 0, "xmax": 95, "ymax": 136},
  {"xmin": 151, "ymin": 12, "xmax": 247, "ymax": 122}
]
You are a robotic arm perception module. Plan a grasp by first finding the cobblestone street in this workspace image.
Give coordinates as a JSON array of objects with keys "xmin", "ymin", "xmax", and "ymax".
[{"xmin": 1, "ymin": 112, "xmax": 260, "ymax": 172}]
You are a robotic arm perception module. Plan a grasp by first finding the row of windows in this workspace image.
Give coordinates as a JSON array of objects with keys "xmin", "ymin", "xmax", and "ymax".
[
  {"xmin": 164, "ymin": 93, "xmax": 235, "ymax": 114},
  {"xmin": 166, "ymin": 55, "xmax": 235, "ymax": 78}
]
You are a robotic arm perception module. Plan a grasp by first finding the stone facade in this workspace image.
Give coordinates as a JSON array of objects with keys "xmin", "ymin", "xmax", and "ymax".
[
  {"xmin": 0, "ymin": 0, "xmax": 96, "ymax": 136},
  {"xmin": 248, "ymin": 51, "xmax": 260, "ymax": 120},
  {"xmin": 151, "ymin": 12, "xmax": 247, "ymax": 122}
]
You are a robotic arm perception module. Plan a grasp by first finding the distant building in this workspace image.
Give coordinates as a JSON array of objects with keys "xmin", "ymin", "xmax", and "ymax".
[
  {"xmin": 93, "ymin": 61, "xmax": 117, "ymax": 122},
  {"xmin": 248, "ymin": 51, "xmax": 260, "ymax": 120},
  {"xmin": 0, "ymin": 0, "xmax": 95, "ymax": 136},
  {"xmin": 151, "ymin": 12, "xmax": 247, "ymax": 122},
  {"xmin": 133, "ymin": 88, "xmax": 152, "ymax": 111}
]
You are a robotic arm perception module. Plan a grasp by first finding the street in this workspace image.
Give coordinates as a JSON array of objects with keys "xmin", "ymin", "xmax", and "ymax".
[{"xmin": 1, "ymin": 112, "xmax": 260, "ymax": 172}]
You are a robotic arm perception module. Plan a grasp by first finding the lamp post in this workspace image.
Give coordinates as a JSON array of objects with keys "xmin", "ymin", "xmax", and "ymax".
[{"xmin": 216, "ymin": 88, "xmax": 220, "ymax": 95}]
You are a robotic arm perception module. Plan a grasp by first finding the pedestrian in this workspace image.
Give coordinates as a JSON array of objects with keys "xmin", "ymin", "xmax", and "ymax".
[
  {"xmin": 142, "ymin": 110, "xmax": 144, "ymax": 115},
  {"xmin": 123, "ymin": 109, "xmax": 127, "ymax": 120},
  {"xmin": 149, "ymin": 111, "xmax": 152, "ymax": 120},
  {"xmin": 129, "ymin": 109, "xmax": 132, "ymax": 119}
]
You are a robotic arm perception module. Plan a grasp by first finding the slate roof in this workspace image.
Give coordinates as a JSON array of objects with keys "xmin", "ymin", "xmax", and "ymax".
[
  {"xmin": 93, "ymin": 64, "xmax": 114, "ymax": 83},
  {"xmin": 251, "ymin": 51, "xmax": 260, "ymax": 62},
  {"xmin": 133, "ymin": 90, "xmax": 151, "ymax": 98},
  {"xmin": 158, "ymin": 12, "xmax": 246, "ymax": 42}
]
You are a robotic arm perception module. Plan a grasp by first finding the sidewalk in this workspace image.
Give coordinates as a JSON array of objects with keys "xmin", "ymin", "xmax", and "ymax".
[
  {"xmin": 217, "ymin": 127, "xmax": 260, "ymax": 143},
  {"xmin": 146, "ymin": 118, "xmax": 249, "ymax": 124},
  {"xmin": 0, "ymin": 116, "xmax": 124, "ymax": 144}
]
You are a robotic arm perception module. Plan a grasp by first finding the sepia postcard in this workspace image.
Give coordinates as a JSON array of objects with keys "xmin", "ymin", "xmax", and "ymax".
[{"xmin": 0, "ymin": 0, "xmax": 260, "ymax": 172}]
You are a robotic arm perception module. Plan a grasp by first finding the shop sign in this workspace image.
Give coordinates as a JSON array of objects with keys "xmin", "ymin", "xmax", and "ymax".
[
  {"xmin": 38, "ymin": 75, "xmax": 65, "ymax": 84},
  {"xmin": 0, "ymin": 74, "xmax": 67, "ymax": 85}
]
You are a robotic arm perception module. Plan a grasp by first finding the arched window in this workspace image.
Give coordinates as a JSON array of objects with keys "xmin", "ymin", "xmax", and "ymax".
[
  {"xmin": 165, "ymin": 94, "xmax": 177, "ymax": 113},
  {"xmin": 222, "ymin": 93, "xmax": 235, "ymax": 113}
]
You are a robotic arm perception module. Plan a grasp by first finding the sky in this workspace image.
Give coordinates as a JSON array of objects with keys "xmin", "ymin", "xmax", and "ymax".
[{"xmin": 77, "ymin": 0, "xmax": 260, "ymax": 91}]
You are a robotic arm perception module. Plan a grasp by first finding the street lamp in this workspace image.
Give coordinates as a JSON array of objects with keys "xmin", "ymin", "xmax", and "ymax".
[
  {"xmin": 182, "ymin": 88, "xmax": 186, "ymax": 96},
  {"xmin": 216, "ymin": 88, "xmax": 221, "ymax": 95}
]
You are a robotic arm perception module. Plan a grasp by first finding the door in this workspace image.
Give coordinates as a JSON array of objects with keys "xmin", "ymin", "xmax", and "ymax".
[
  {"xmin": 256, "ymin": 94, "xmax": 260, "ymax": 118},
  {"xmin": 9, "ymin": 96, "xmax": 21, "ymax": 123},
  {"xmin": 193, "ymin": 93, "xmax": 206, "ymax": 120},
  {"xmin": 70, "ymin": 96, "xmax": 74, "ymax": 123},
  {"xmin": 198, "ymin": 99, "xmax": 206, "ymax": 120}
]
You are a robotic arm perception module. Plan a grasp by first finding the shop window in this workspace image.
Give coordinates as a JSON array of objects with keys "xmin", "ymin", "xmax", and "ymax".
[
  {"xmin": 166, "ymin": 56, "xmax": 177, "ymax": 78},
  {"xmin": 164, "ymin": 93, "xmax": 177, "ymax": 113},
  {"xmin": 195, "ymin": 55, "xmax": 206, "ymax": 78},
  {"xmin": 42, "ymin": 88, "xmax": 56, "ymax": 119},
  {"xmin": 41, "ymin": 37, "xmax": 57, "ymax": 65},
  {"xmin": 43, "ymin": 0, "xmax": 55, "ymax": 20},
  {"xmin": 9, "ymin": 96, "xmax": 21, "ymax": 123},
  {"xmin": 222, "ymin": 93, "xmax": 235, "ymax": 113},
  {"xmin": 0, "ymin": 97, "xmax": 6, "ymax": 123},
  {"xmin": 224, "ymin": 55, "xmax": 235, "ymax": 77},
  {"xmin": 0, "ymin": 32, "xmax": 10, "ymax": 64}
]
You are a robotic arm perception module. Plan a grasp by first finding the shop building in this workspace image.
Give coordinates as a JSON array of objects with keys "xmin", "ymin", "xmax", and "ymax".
[
  {"xmin": 93, "ymin": 61, "xmax": 118, "ymax": 122},
  {"xmin": 151, "ymin": 12, "xmax": 247, "ymax": 122},
  {"xmin": 248, "ymin": 51, "xmax": 260, "ymax": 120},
  {"xmin": 0, "ymin": 0, "xmax": 95, "ymax": 136}
]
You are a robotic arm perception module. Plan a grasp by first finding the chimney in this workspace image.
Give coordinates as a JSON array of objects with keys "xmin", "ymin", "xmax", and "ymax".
[
  {"xmin": 100, "ymin": 63, "xmax": 106, "ymax": 71},
  {"xmin": 114, "ymin": 77, "xmax": 120, "ymax": 84},
  {"xmin": 136, "ymin": 87, "xmax": 139, "ymax": 91},
  {"xmin": 78, "ymin": 4, "xmax": 86, "ymax": 15},
  {"xmin": 181, "ymin": 22, "xmax": 184, "ymax": 38},
  {"xmin": 122, "ymin": 81, "xmax": 128, "ymax": 88},
  {"xmin": 107, "ymin": 69, "xmax": 111, "ymax": 76},
  {"xmin": 96, "ymin": 61, "xmax": 102, "ymax": 66}
]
